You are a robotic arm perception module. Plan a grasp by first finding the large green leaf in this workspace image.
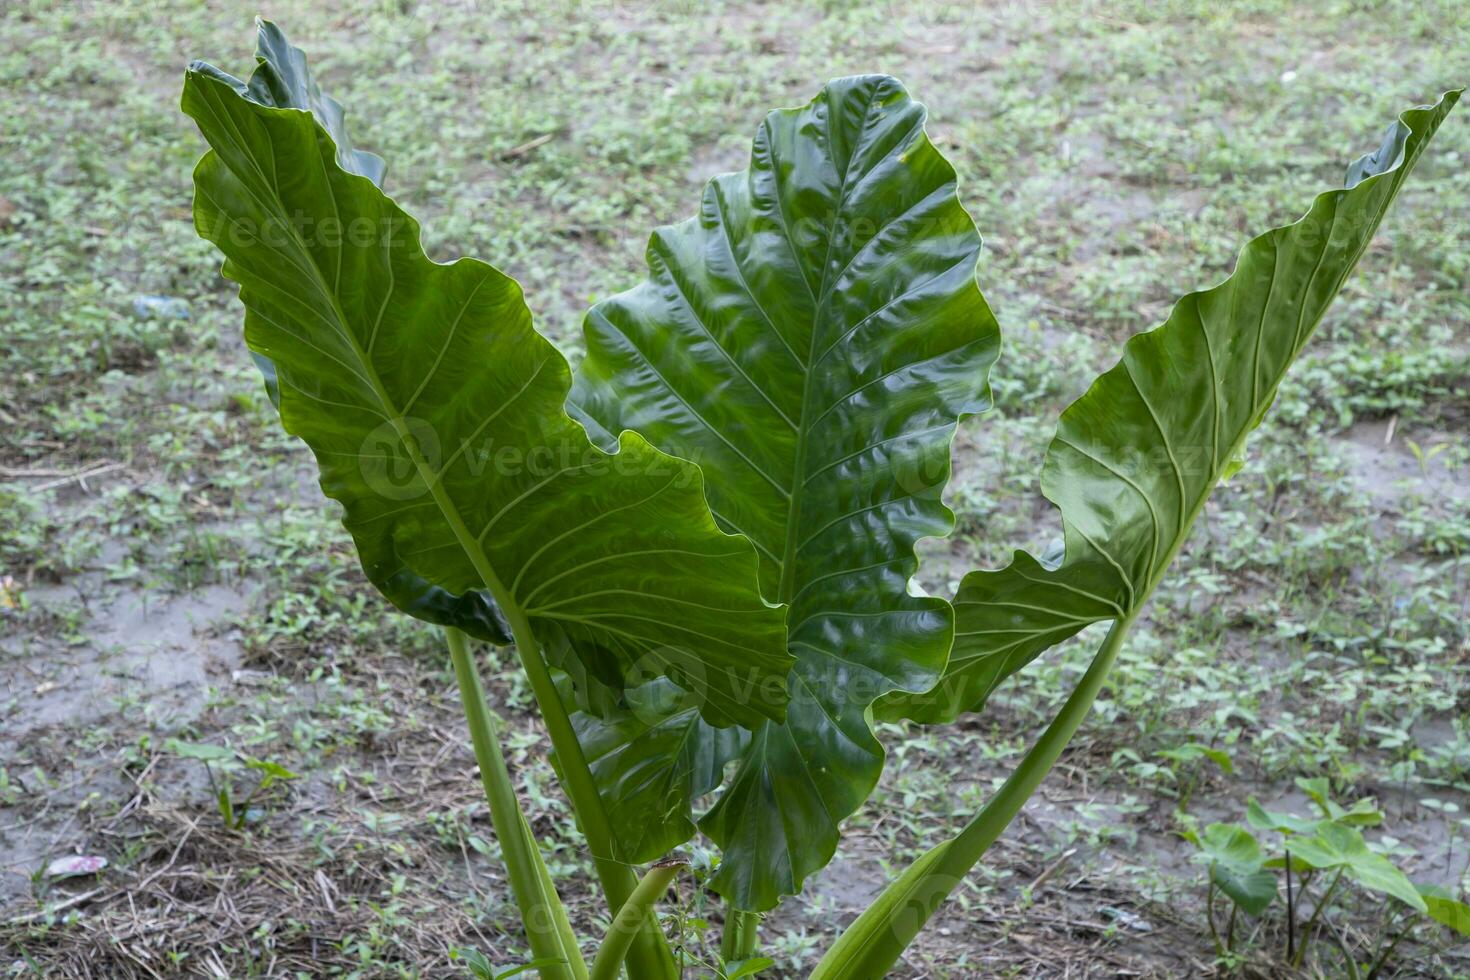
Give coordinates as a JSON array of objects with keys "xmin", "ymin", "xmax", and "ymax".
[
  {"xmin": 184, "ymin": 21, "xmax": 793, "ymax": 729},
  {"xmin": 809, "ymin": 94, "xmax": 1459, "ymax": 980},
  {"xmin": 884, "ymin": 90, "xmax": 1461, "ymax": 723},
  {"xmin": 203, "ymin": 21, "xmax": 511, "ymax": 645},
  {"xmin": 570, "ymin": 75, "xmax": 999, "ymax": 909}
]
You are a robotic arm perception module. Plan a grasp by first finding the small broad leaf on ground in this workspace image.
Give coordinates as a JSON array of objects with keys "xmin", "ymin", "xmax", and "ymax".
[
  {"xmin": 1158, "ymin": 743, "xmax": 1233, "ymax": 774},
  {"xmin": 1285, "ymin": 821, "xmax": 1426, "ymax": 912},
  {"xmin": 244, "ymin": 758, "xmax": 298, "ymax": 781},
  {"xmin": 1247, "ymin": 798, "xmax": 1319, "ymax": 835},
  {"xmin": 166, "ymin": 739, "xmax": 236, "ymax": 765},
  {"xmin": 1191, "ymin": 823, "xmax": 1276, "ymax": 916},
  {"xmin": 1294, "ymin": 777, "xmax": 1382, "ymax": 825}
]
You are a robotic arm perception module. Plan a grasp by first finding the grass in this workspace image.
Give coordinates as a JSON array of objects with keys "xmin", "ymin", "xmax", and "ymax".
[{"xmin": 1, "ymin": 0, "xmax": 1468, "ymax": 976}]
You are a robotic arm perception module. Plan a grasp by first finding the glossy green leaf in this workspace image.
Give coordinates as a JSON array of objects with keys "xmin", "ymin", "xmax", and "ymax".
[
  {"xmin": 883, "ymin": 90, "xmax": 1461, "ymax": 724},
  {"xmin": 571, "ymin": 74, "xmax": 999, "ymax": 909},
  {"xmin": 1191, "ymin": 823, "xmax": 1276, "ymax": 916},
  {"xmin": 184, "ymin": 21, "xmax": 793, "ymax": 729},
  {"xmin": 1286, "ymin": 821, "xmax": 1426, "ymax": 912},
  {"xmin": 559, "ymin": 676, "xmax": 746, "ymax": 863},
  {"xmin": 812, "ymin": 95, "xmax": 1458, "ymax": 980}
]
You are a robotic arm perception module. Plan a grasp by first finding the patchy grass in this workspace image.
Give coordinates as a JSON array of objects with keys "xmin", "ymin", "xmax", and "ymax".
[{"xmin": 2, "ymin": 0, "xmax": 1468, "ymax": 977}]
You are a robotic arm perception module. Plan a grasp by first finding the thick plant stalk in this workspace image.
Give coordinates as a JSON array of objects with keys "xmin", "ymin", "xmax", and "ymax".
[
  {"xmin": 588, "ymin": 861, "xmax": 685, "ymax": 980},
  {"xmin": 498, "ymin": 604, "xmax": 680, "ymax": 980},
  {"xmin": 808, "ymin": 617, "xmax": 1134, "ymax": 980},
  {"xmin": 446, "ymin": 628, "xmax": 587, "ymax": 980},
  {"xmin": 720, "ymin": 908, "xmax": 761, "ymax": 965}
]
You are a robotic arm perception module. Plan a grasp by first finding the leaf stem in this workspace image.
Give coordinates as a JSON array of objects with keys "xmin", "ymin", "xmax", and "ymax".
[
  {"xmin": 446, "ymin": 627, "xmax": 587, "ymax": 980},
  {"xmin": 588, "ymin": 861, "xmax": 685, "ymax": 980},
  {"xmin": 810, "ymin": 615, "xmax": 1134, "ymax": 979},
  {"xmin": 1295, "ymin": 866, "xmax": 1345, "ymax": 968},
  {"xmin": 1206, "ymin": 883, "xmax": 1224, "ymax": 956},
  {"xmin": 399, "ymin": 425, "xmax": 676, "ymax": 979},
  {"xmin": 500, "ymin": 603, "xmax": 679, "ymax": 980},
  {"xmin": 1285, "ymin": 848, "xmax": 1295, "ymax": 962},
  {"xmin": 720, "ymin": 907, "xmax": 761, "ymax": 966}
]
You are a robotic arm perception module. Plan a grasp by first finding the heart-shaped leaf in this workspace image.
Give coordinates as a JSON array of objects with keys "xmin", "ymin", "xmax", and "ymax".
[
  {"xmin": 184, "ymin": 21, "xmax": 793, "ymax": 728},
  {"xmin": 1191, "ymin": 823, "xmax": 1276, "ymax": 916},
  {"xmin": 1287, "ymin": 821, "xmax": 1425, "ymax": 912},
  {"xmin": 1247, "ymin": 798, "xmax": 1319, "ymax": 836},
  {"xmin": 572, "ymin": 74, "xmax": 999, "ymax": 908}
]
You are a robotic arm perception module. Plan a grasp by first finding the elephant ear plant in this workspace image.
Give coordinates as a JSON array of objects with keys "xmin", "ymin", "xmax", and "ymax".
[{"xmin": 183, "ymin": 20, "xmax": 1459, "ymax": 980}]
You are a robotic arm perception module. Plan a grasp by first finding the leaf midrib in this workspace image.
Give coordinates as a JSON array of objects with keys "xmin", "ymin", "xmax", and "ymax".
[
  {"xmin": 772, "ymin": 90, "xmax": 881, "ymax": 606},
  {"xmin": 199, "ymin": 76, "xmax": 527, "ymax": 624},
  {"xmin": 1116, "ymin": 154, "xmax": 1415, "ymax": 619}
]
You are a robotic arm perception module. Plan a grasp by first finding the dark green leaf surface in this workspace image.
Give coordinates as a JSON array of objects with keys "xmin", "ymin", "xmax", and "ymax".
[
  {"xmin": 884, "ymin": 91, "xmax": 1460, "ymax": 723},
  {"xmin": 184, "ymin": 22, "xmax": 792, "ymax": 728},
  {"xmin": 196, "ymin": 19, "xmax": 386, "ymax": 186},
  {"xmin": 560, "ymin": 676, "xmax": 747, "ymax": 863},
  {"xmin": 572, "ymin": 75, "xmax": 999, "ymax": 908}
]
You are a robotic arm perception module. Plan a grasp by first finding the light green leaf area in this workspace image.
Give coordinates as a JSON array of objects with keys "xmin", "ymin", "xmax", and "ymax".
[
  {"xmin": 166, "ymin": 739, "xmax": 235, "ymax": 764},
  {"xmin": 883, "ymin": 90, "xmax": 1461, "ymax": 723},
  {"xmin": 570, "ymin": 74, "xmax": 999, "ymax": 909},
  {"xmin": 1288, "ymin": 821, "xmax": 1426, "ymax": 912},
  {"xmin": 1419, "ymin": 885, "xmax": 1470, "ymax": 937},
  {"xmin": 1192, "ymin": 823, "xmax": 1276, "ymax": 916},
  {"xmin": 183, "ymin": 21, "xmax": 793, "ymax": 728},
  {"xmin": 244, "ymin": 758, "xmax": 301, "ymax": 782},
  {"xmin": 1247, "ymin": 798, "xmax": 1319, "ymax": 836},
  {"xmin": 1296, "ymin": 776, "xmax": 1383, "ymax": 825},
  {"xmin": 1158, "ymin": 742, "xmax": 1233, "ymax": 774}
]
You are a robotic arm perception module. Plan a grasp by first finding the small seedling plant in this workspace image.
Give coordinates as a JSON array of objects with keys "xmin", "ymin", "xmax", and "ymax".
[
  {"xmin": 1188, "ymin": 779, "xmax": 1470, "ymax": 975},
  {"xmin": 166, "ymin": 738, "xmax": 301, "ymax": 830},
  {"xmin": 183, "ymin": 21, "xmax": 1461, "ymax": 979}
]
